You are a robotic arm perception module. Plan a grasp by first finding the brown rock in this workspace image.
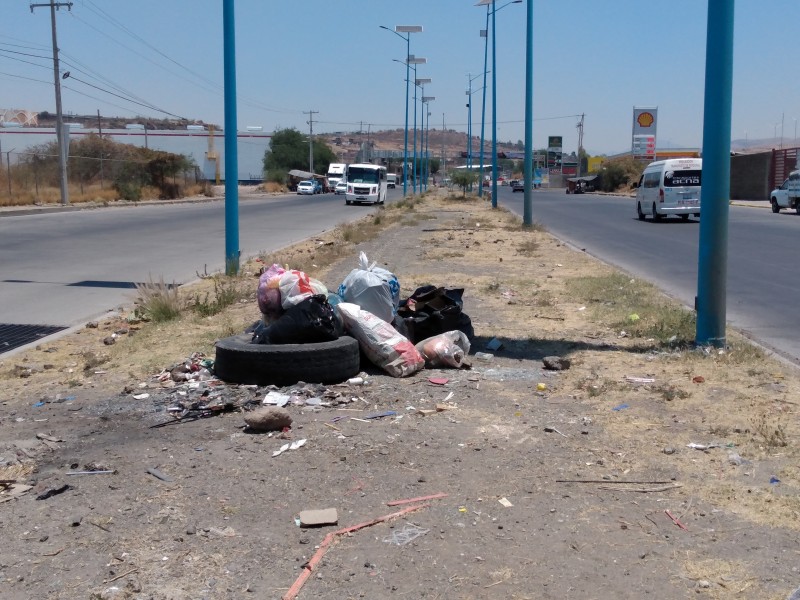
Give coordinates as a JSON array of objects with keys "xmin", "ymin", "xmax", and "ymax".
[
  {"xmin": 542, "ymin": 356, "xmax": 571, "ymax": 371},
  {"xmin": 244, "ymin": 407, "xmax": 292, "ymax": 432}
]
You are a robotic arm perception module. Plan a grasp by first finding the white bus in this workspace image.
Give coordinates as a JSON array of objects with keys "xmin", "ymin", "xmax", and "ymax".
[{"xmin": 345, "ymin": 163, "xmax": 387, "ymax": 206}]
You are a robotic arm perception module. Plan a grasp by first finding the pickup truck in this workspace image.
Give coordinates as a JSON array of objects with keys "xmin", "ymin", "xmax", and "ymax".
[
  {"xmin": 770, "ymin": 170, "xmax": 800, "ymax": 214},
  {"xmin": 510, "ymin": 180, "xmax": 524, "ymax": 193}
]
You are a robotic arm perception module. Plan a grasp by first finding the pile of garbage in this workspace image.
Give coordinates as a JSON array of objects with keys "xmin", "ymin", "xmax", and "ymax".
[{"xmin": 231, "ymin": 251, "xmax": 475, "ymax": 380}]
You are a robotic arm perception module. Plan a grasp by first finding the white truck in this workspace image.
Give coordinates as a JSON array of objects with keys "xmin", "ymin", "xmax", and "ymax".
[
  {"xmin": 770, "ymin": 170, "xmax": 800, "ymax": 214},
  {"xmin": 326, "ymin": 163, "xmax": 347, "ymax": 189},
  {"xmin": 386, "ymin": 173, "xmax": 397, "ymax": 189}
]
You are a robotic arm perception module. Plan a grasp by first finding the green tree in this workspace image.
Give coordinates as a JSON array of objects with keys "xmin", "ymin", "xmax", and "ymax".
[
  {"xmin": 450, "ymin": 170, "xmax": 478, "ymax": 197},
  {"xmin": 263, "ymin": 127, "xmax": 337, "ymax": 177},
  {"xmin": 598, "ymin": 156, "xmax": 645, "ymax": 192}
]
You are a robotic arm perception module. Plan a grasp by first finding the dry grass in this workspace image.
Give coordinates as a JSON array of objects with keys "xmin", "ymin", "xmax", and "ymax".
[{"xmin": 0, "ymin": 182, "xmax": 207, "ymax": 207}]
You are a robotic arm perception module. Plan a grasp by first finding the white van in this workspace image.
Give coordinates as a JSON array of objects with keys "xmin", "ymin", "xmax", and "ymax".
[{"xmin": 635, "ymin": 158, "xmax": 702, "ymax": 221}]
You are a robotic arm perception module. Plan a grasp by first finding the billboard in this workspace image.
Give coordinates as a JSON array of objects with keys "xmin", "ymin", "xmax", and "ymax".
[
  {"xmin": 632, "ymin": 107, "xmax": 657, "ymax": 159},
  {"xmin": 547, "ymin": 135, "xmax": 562, "ymax": 171}
]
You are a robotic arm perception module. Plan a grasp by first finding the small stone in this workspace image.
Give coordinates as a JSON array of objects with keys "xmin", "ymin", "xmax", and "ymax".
[
  {"xmin": 663, "ymin": 447, "xmax": 677, "ymax": 455},
  {"xmin": 86, "ymin": 321, "xmax": 99, "ymax": 329},
  {"xmin": 103, "ymin": 337, "xmax": 116, "ymax": 346},
  {"xmin": 542, "ymin": 356, "xmax": 571, "ymax": 371},
  {"xmin": 186, "ymin": 524, "xmax": 196, "ymax": 535},
  {"xmin": 697, "ymin": 580, "xmax": 711, "ymax": 589},
  {"xmin": 244, "ymin": 407, "xmax": 292, "ymax": 432}
]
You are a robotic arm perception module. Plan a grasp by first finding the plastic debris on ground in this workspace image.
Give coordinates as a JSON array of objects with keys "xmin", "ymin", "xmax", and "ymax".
[
  {"xmin": 383, "ymin": 522, "xmax": 430, "ymax": 546},
  {"xmin": 272, "ymin": 439, "xmax": 307, "ymax": 457},
  {"xmin": 415, "ymin": 330, "xmax": 471, "ymax": 368},
  {"xmin": 337, "ymin": 251, "xmax": 400, "ymax": 323}
]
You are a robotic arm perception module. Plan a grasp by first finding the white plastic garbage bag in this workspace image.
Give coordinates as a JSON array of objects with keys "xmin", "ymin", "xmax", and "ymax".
[
  {"xmin": 337, "ymin": 252, "xmax": 399, "ymax": 323},
  {"xmin": 278, "ymin": 270, "xmax": 328, "ymax": 309}
]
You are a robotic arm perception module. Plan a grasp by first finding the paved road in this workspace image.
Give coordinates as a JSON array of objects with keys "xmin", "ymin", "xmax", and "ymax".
[
  {"xmin": 497, "ymin": 187, "xmax": 800, "ymax": 363},
  {"xmin": 0, "ymin": 190, "xmax": 398, "ymax": 335}
]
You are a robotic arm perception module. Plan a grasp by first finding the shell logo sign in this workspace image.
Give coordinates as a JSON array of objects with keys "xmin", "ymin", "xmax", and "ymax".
[{"xmin": 637, "ymin": 112, "xmax": 655, "ymax": 128}]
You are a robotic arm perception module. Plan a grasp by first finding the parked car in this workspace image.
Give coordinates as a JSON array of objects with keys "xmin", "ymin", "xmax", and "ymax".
[
  {"xmin": 335, "ymin": 180, "xmax": 347, "ymax": 195},
  {"xmin": 311, "ymin": 180, "xmax": 323, "ymax": 194},
  {"xmin": 510, "ymin": 180, "xmax": 524, "ymax": 192},
  {"xmin": 297, "ymin": 180, "xmax": 315, "ymax": 195}
]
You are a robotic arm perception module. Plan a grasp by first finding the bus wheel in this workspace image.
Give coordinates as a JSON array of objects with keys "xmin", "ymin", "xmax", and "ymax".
[
  {"xmin": 680, "ymin": 214, "xmax": 690, "ymax": 221},
  {"xmin": 637, "ymin": 202, "xmax": 645, "ymax": 221},
  {"xmin": 771, "ymin": 199, "xmax": 781, "ymax": 213},
  {"xmin": 345, "ymin": 199, "xmax": 351, "ymax": 206}
]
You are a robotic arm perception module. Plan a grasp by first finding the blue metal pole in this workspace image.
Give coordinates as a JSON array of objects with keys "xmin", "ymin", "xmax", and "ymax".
[
  {"xmin": 491, "ymin": 0, "xmax": 498, "ymax": 208},
  {"xmin": 222, "ymin": 0, "xmax": 239, "ymax": 274},
  {"xmin": 403, "ymin": 35, "xmax": 410, "ymax": 196},
  {"xmin": 522, "ymin": 0, "xmax": 533, "ymax": 225},
  {"xmin": 478, "ymin": 5, "xmax": 489, "ymax": 198},
  {"xmin": 413, "ymin": 71, "xmax": 418, "ymax": 194},
  {"xmin": 696, "ymin": 0, "xmax": 734, "ymax": 347},
  {"xmin": 421, "ymin": 105, "xmax": 426, "ymax": 191}
]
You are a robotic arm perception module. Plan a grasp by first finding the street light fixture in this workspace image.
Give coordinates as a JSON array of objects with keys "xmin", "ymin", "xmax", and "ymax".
[
  {"xmin": 379, "ymin": 25, "xmax": 423, "ymax": 196},
  {"xmin": 476, "ymin": 0, "xmax": 522, "ymax": 208}
]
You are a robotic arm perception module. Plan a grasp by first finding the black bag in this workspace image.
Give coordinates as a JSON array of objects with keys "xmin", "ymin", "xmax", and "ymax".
[
  {"xmin": 396, "ymin": 285, "xmax": 474, "ymax": 344},
  {"xmin": 267, "ymin": 295, "xmax": 340, "ymax": 344}
]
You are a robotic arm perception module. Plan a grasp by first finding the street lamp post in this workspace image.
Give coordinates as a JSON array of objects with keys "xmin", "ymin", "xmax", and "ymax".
[
  {"xmin": 477, "ymin": 0, "xmax": 521, "ymax": 207},
  {"xmin": 380, "ymin": 25, "xmax": 422, "ymax": 196},
  {"xmin": 414, "ymin": 76, "xmax": 431, "ymax": 194},
  {"xmin": 478, "ymin": 6, "xmax": 490, "ymax": 198}
]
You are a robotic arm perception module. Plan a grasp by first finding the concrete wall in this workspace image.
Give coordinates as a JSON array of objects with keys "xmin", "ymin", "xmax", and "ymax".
[{"xmin": 730, "ymin": 151, "xmax": 771, "ymax": 200}]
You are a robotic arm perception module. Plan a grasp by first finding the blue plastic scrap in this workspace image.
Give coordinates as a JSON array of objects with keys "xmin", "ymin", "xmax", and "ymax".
[
  {"xmin": 612, "ymin": 403, "xmax": 630, "ymax": 411},
  {"xmin": 770, "ymin": 476, "xmax": 781, "ymax": 485}
]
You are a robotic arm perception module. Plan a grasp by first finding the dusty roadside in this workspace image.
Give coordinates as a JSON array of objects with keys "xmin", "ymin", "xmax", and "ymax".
[{"xmin": 1, "ymin": 189, "xmax": 799, "ymax": 600}]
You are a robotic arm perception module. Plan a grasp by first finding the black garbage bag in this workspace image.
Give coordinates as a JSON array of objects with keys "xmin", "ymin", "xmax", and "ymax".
[
  {"xmin": 249, "ymin": 320, "xmax": 271, "ymax": 344},
  {"xmin": 396, "ymin": 285, "xmax": 474, "ymax": 344},
  {"xmin": 268, "ymin": 294, "xmax": 340, "ymax": 344}
]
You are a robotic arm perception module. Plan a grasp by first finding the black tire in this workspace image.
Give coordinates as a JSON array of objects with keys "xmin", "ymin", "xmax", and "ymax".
[
  {"xmin": 795, "ymin": 204, "xmax": 800, "ymax": 216},
  {"xmin": 345, "ymin": 199, "xmax": 352, "ymax": 205},
  {"xmin": 637, "ymin": 202, "xmax": 645, "ymax": 221},
  {"xmin": 652, "ymin": 203, "xmax": 662, "ymax": 221},
  {"xmin": 214, "ymin": 334, "xmax": 360, "ymax": 386},
  {"xmin": 772, "ymin": 199, "xmax": 780, "ymax": 213},
  {"xmin": 694, "ymin": 213, "xmax": 700, "ymax": 218},
  {"xmin": 680, "ymin": 214, "xmax": 690, "ymax": 221}
]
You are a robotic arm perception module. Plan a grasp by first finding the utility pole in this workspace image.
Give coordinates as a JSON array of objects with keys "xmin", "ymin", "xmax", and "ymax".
[
  {"xmin": 31, "ymin": 0, "xmax": 72, "ymax": 206},
  {"xmin": 576, "ymin": 113, "xmax": 584, "ymax": 177},
  {"xmin": 442, "ymin": 113, "xmax": 446, "ymax": 177},
  {"xmin": 97, "ymin": 109, "xmax": 104, "ymax": 189},
  {"xmin": 304, "ymin": 110, "xmax": 318, "ymax": 174}
]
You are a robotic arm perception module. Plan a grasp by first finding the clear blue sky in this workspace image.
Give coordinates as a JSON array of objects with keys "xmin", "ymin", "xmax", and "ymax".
[{"xmin": 2, "ymin": 0, "xmax": 798, "ymax": 156}]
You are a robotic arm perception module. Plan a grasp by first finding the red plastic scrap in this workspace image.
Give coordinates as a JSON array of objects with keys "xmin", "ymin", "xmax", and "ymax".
[
  {"xmin": 428, "ymin": 377, "xmax": 449, "ymax": 386},
  {"xmin": 386, "ymin": 492, "xmax": 448, "ymax": 506},
  {"xmin": 665, "ymin": 509, "xmax": 688, "ymax": 531}
]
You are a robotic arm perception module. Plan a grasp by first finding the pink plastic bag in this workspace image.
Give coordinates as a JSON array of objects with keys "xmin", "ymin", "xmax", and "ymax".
[{"xmin": 257, "ymin": 264, "xmax": 286, "ymax": 320}]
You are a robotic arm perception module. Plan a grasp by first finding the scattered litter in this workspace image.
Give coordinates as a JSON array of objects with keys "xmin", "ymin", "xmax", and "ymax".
[
  {"xmin": 474, "ymin": 352, "xmax": 494, "ymax": 361},
  {"xmin": 363, "ymin": 411, "xmax": 397, "ymax": 420},
  {"xmin": 664, "ymin": 509, "xmax": 688, "ymax": 531},
  {"xmin": 728, "ymin": 452, "xmax": 746, "ymax": 466},
  {"xmin": 543, "ymin": 426, "xmax": 567, "ymax": 438},
  {"xmin": 36, "ymin": 484, "xmax": 71, "ymax": 500},
  {"xmin": 692, "ymin": 375, "xmax": 705, "ymax": 384},
  {"xmin": 625, "ymin": 376, "xmax": 655, "ymax": 384},
  {"xmin": 577, "ymin": 306, "xmax": 586, "ymax": 311},
  {"xmin": 686, "ymin": 442, "xmax": 720, "ymax": 451},
  {"xmin": 485, "ymin": 337, "xmax": 504, "ymax": 351},
  {"xmin": 263, "ymin": 391, "xmax": 291, "ymax": 407},
  {"xmin": 0, "ymin": 483, "xmax": 33, "ymax": 503},
  {"xmin": 458, "ymin": 506, "xmax": 468, "ymax": 513},
  {"xmin": 146, "ymin": 468, "xmax": 173, "ymax": 482},
  {"xmin": 132, "ymin": 393, "xmax": 150, "ymax": 400},
  {"xmin": 347, "ymin": 377, "xmax": 366, "ymax": 385},
  {"xmin": 428, "ymin": 377, "xmax": 449, "ymax": 386},
  {"xmin": 415, "ymin": 331, "xmax": 471, "ymax": 368},
  {"xmin": 417, "ymin": 409, "xmax": 436, "ymax": 416},
  {"xmin": 387, "ymin": 492, "xmax": 448, "ymax": 506},
  {"xmin": 435, "ymin": 403, "xmax": 454, "ymax": 412},
  {"xmin": 33, "ymin": 401, "xmax": 45, "ymax": 408},
  {"xmin": 443, "ymin": 392, "xmax": 454, "ymax": 402},
  {"xmin": 298, "ymin": 508, "xmax": 338, "ymax": 528},
  {"xmin": 536, "ymin": 383, "xmax": 547, "ymax": 391},
  {"xmin": 498, "ymin": 497, "xmax": 513, "ymax": 508},
  {"xmin": 208, "ymin": 526, "xmax": 236, "ymax": 537},
  {"xmin": 612, "ymin": 403, "xmax": 630, "ymax": 411},
  {"xmin": 770, "ymin": 477, "xmax": 781, "ymax": 485},
  {"xmin": 383, "ymin": 522, "xmax": 429, "ymax": 546},
  {"xmin": 66, "ymin": 470, "xmax": 115, "ymax": 476},
  {"xmin": 281, "ymin": 504, "xmax": 429, "ymax": 600},
  {"xmin": 36, "ymin": 433, "xmax": 63, "ymax": 443},
  {"xmin": 272, "ymin": 439, "xmax": 307, "ymax": 457}
]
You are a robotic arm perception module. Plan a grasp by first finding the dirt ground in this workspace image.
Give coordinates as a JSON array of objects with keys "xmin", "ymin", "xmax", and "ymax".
[{"xmin": 2, "ymin": 190, "xmax": 800, "ymax": 600}]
